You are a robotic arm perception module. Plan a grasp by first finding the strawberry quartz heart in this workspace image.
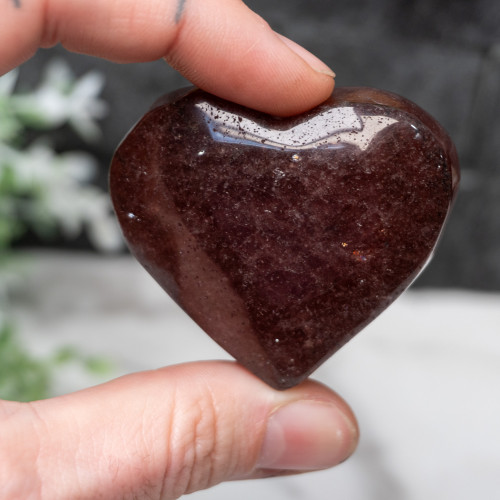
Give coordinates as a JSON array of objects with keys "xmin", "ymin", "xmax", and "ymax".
[{"xmin": 110, "ymin": 87, "xmax": 459, "ymax": 389}]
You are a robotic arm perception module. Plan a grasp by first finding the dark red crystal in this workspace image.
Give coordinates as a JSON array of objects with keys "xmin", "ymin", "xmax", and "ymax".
[{"xmin": 110, "ymin": 87, "xmax": 459, "ymax": 389}]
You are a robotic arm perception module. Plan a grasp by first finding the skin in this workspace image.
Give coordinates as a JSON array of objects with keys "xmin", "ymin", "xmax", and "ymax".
[
  {"xmin": 1, "ymin": 0, "xmax": 335, "ymax": 115},
  {"xmin": 0, "ymin": 1, "xmax": 357, "ymax": 499}
]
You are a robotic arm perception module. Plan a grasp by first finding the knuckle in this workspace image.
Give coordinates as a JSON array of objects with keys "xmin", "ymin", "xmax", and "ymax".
[{"xmin": 162, "ymin": 386, "xmax": 223, "ymax": 498}]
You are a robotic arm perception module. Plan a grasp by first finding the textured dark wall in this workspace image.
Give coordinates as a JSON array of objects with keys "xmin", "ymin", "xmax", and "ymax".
[{"xmin": 16, "ymin": 0, "xmax": 500, "ymax": 290}]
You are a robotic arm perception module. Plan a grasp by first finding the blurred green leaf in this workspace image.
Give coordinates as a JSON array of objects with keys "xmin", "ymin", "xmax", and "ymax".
[
  {"xmin": 0, "ymin": 322, "xmax": 113, "ymax": 402},
  {"xmin": 0, "ymin": 322, "xmax": 52, "ymax": 402},
  {"xmin": 84, "ymin": 357, "xmax": 114, "ymax": 375}
]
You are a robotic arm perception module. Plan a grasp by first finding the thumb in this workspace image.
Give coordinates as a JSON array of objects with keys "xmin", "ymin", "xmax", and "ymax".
[{"xmin": 2, "ymin": 362, "xmax": 358, "ymax": 499}]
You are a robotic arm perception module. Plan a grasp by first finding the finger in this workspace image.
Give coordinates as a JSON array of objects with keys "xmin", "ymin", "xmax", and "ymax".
[
  {"xmin": 1, "ymin": 362, "xmax": 358, "ymax": 499},
  {"xmin": 1, "ymin": 0, "xmax": 334, "ymax": 115},
  {"xmin": 162, "ymin": 0, "xmax": 336, "ymax": 115}
]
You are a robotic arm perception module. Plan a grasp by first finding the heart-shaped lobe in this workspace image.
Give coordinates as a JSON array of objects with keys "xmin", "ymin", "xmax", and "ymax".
[{"xmin": 110, "ymin": 87, "xmax": 459, "ymax": 389}]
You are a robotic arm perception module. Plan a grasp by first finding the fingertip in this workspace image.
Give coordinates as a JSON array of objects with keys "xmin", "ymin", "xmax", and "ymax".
[
  {"xmin": 257, "ymin": 399, "xmax": 358, "ymax": 471},
  {"xmin": 274, "ymin": 33, "xmax": 335, "ymax": 79},
  {"xmin": 267, "ymin": 378, "xmax": 359, "ymax": 468},
  {"xmin": 164, "ymin": 0, "xmax": 335, "ymax": 116},
  {"xmin": 169, "ymin": 362, "xmax": 358, "ymax": 474},
  {"xmin": 202, "ymin": 364, "xmax": 359, "ymax": 472},
  {"xmin": 270, "ymin": 33, "xmax": 336, "ymax": 115}
]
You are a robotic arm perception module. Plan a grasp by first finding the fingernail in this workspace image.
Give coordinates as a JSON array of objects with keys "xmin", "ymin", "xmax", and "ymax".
[
  {"xmin": 258, "ymin": 400, "xmax": 358, "ymax": 471},
  {"xmin": 276, "ymin": 33, "xmax": 336, "ymax": 78}
]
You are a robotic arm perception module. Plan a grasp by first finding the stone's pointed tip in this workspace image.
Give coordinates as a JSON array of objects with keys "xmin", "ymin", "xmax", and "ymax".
[{"xmin": 110, "ymin": 86, "xmax": 459, "ymax": 389}]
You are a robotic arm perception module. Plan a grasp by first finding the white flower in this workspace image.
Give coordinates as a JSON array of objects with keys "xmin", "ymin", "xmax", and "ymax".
[
  {"xmin": 10, "ymin": 59, "xmax": 108, "ymax": 141},
  {"xmin": 0, "ymin": 140, "xmax": 123, "ymax": 252},
  {"xmin": 66, "ymin": 71, "xmax": 108, "ymax": 142},
  {"xmin": 0, "ymin": 57, "xmax": 122, "ymax": 253}
]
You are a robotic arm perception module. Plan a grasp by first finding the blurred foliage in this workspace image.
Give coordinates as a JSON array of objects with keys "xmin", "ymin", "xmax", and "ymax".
[
  {"xmin": 0, "ymin": 321, "xmax": 113, "ymax": 402},
  {"xmin": 0, "ymin": 59, "xmax": 122, "ymax": 253},
  {"xmin": 0, "ymin": 59, "xmax": 119, "ymax": 401}
]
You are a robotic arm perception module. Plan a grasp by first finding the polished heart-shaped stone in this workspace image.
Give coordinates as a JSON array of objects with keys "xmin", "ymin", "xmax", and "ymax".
[{"xmin": 110, "ymin": 87, "xmax": 459, "ymax": 389}]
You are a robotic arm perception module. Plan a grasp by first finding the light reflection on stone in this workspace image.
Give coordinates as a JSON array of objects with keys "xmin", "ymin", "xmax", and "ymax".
[{"xmin": 195, "ymin": 101, "xmax": 398, "ymax": 151}]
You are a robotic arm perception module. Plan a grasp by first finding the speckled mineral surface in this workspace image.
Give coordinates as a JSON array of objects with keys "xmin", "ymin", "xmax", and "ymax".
[{"xmin": 110, "ymin": 86, "xmax": 459, "ymax": 389}]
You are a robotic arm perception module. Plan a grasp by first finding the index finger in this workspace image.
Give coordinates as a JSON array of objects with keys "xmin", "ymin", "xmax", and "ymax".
[{"xmin": 1, "ymin": 0, "xmax": 335, "ymax": 115}]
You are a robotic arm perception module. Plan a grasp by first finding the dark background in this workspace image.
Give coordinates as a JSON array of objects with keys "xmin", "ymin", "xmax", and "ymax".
[{"xmin": 15, "ymin": 0, "xmax": 500, "ymax": 290}]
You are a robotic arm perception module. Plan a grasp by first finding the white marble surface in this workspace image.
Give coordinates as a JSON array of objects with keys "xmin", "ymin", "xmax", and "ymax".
[{"xmin": 10, "ymin": 252, "xmax": 500, "ymax": 500}]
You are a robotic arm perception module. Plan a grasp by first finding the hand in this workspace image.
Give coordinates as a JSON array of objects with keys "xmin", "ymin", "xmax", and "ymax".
[{"xmin": 0, "ymin": 1, "xmax": 357, "ymax": 499}]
